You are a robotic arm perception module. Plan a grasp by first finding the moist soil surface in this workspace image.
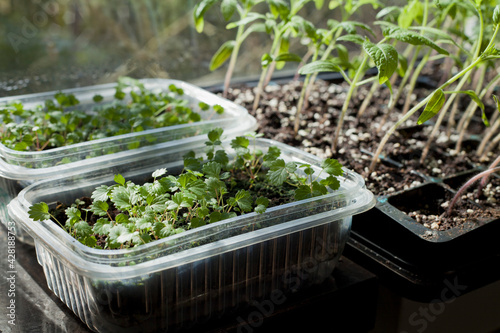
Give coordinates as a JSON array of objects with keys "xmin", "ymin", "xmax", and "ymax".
[{"xmin": 224, "ymin": 77, "xmax": 500, "ymax": 231}]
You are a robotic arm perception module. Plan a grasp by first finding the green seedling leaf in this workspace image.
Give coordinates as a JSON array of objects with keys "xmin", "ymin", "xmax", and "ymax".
[
  {"xmin": 231, "ymin": 136, "xmax": 250, "ymax": 155},
  {"xmin": 93, "ymin": 94, "xmax": 104, "ymax": 103},
  {"xmin": 210, "ymin": 40, "xmax": 235, "ymax": 71},
  {"xmin": 199, "ymin": 102, "xmax": 210, "ymax": 111},
  {"xmin": 376, "ymin": 5, "xmax": 400, "ymax": 19},
  {"xmin": 254, "ymin": 196, "xmax": 270, "ymax": 214},
  {"xmin": 92, "ymin": 185, "xmax": 111, "ymax": 202},
  {"xmin": 298, "ymin": 60, "xmax": 341, "ymax": 75},
  {"xmin": 221, "ymin": 0, "xmax": 237, "ymax": 20},
  {"xmin": 111, "ymin": 186, "xmax": 135, "ymax": 210},
  {"xmin": 114, "ymin": 174, "xmax": 126, "ymax": 186},
  {"xmin": 190, "ymin": 217, "xmax": 206, "ymax": 228},
  {"xmin": 338, "ymin": 21, "xmax": 375, "ymax": 36},
  {"xmin": 268, "ymin": 0, "xmax": 290, "ymax": 18},
  {"xmin": 93, "ymin": 218, "xmax": 111, "ymax": 236},
  {"xmin": 29, "ymin": 202, "xmax": 51, "ymax": 221},
  {"xmin": 494, "ymin": 5, "xmax": 500, "ymax": 25},
  {"xmin": 109, "ymin": 225, "xmax": 134, "ymax": 244},
  {"xmin": 321, "ymin": 158, "xmax": 343, "ymax": 176},
  {"xmin": 320, "ymin": 175, "xmax": 341, "ymax": 191},
  {"xmin": 65, "ymin": 207, "xmax": 81, "ymax": 227},
  {"xmin": 363, "ymin": 41, "xmax": 398, "ymax": 85},
  {"xmin": 152, "ymin": 168, "xmax": 167, "ymax": 179},
  {"xmin": 337, "ymin": 34, "xmax": 365, "ymax": 45},
  {"xmin": 178, "ymin": 173, "xmax": 197, "ymax": 189},
  {"xmin": 193, "ymin": 0, "xmax": 218, "ymax": 33},
  {"xmin": 207, "ymin": 128, "xmax": 224, "ymax": 144},
  {"xmin": 383, "ymin": 27, "xmax": 449, "ymax": 55},
  {"xmin": 202, "ymin": 161, "xmax": 223, "ymax": 178},
  {"xmin": 294, "ymin": 183, "xmax": 327, "ymax": 200},
  {"xmin": 214, "ymin": 149, "xmax": 229, "ymax": 166},
  {"xmin": 267, "ymin": 159, "xmax": 297, "ymax": 185},
  {"xmin": 261, "ymin": 53, "xmax": 273, "ymax": 68},
  {"xmin": 214, "ymin": 105, "xmax": 225, "ymax": 114},
  {"xmin": 449, "ymin": 90, "xmax": 484, "ymax": 112},
  {"xmin": 90, "ymin": 201, "xmax": 109, "ymax": 217},
  {"xmin": 274, "ymin": 53, "xmax": 302, "ymax": 63},
  {"xmin": 230, "ymin": 190, "xmax": 253, "ymax": 212},
  {"xmin": 74, "ymin": 221, "xmax": 93, "ymax": 238},
  {"xmin": 418, "ymin": 89, "xmax": 445, "ymax": 125},
  {"xmin": 263, "ymin": 146, "xmax": 281, "ymax": 162},
  {"xmin": 226, "ymin": 12, "xmax": 266, "ymax": 29}
]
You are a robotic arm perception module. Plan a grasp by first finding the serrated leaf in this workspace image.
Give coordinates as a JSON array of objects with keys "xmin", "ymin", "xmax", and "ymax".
[
  {"xmin": 29, "ymin": 202, "xmax": 50, "ymax": 221},
  {"xmin": 209, "ymin": 211, "xmax": 223, "ymax": 223},
  {"xmin": 74, "ymin": 221, "xmax": 92, "ymax": 238},
  {"xmin": 226, "ymin": 12, "xmax": 265, "ymax": 29},
  {"xmin": 111, "ymin": 187, "xmax": 133, "ymax": 210},
  {"xmin": 193, "ymin": 0, "xmax": 218, "ymax": 33},
  {"xmin": 418, "ymin": 89, "xmax": 445, "ymax": 125},
  {"xmin": 207, "ymin": 128, "xmax": 224, "ymax": 143},
  {"xmin": 202, "ymin": 161, "xmax": 222, "ymax": 178},
  {"xmin": 114, "ymin": 174, "xmax": 126, "ymax": 186},
  {"xmin": 178, "ymin": 173, "xmax": 197, "ymax": 189},
  {"xmin": 214, "ymin": 150, "xmax": 229, "ymax": 166},
  {"xmin": 383, "ymin": 27, "xmax": 449, "ymax": 55},
  {"xmin": 187, "ymin": 179, "xmax": 208, "ymax": 199},
  {"xmin": 320, "ymin": 175, "xmax": 341, "ymax": 191},
  {"xmin": 450, "ymin": 90, "xmax": 484, "ymax": 113},
  {"xmin": 210, "ymin": 40, "xmax": 235, "ymax": 71},
  {"xmin": 190, "ymin": 217, "xmax": 206, "ymax": 228},
  {"xmin": 221, "ymin": 0, "xmax": 237, "ymax": 20},
  {"xmin": 337, "ymin": 34, "xmax": 365, "ymax": 45},
  {"xmin": 363, "ymin": 41, "xmax": 398, "ymax": 85},
  {"xmin": 376, "ymin": 5, "xmax": 401, "ymax": 19},
  {"xmin": 298, "ymin": 60, "xmax": 341, "ymax": 75},
  {"xmin": 275, "ymin": 53, "xmax": 302, "ymax": 63},
  {"xmin": 135, "ymin": 217, "xmax": 153, "ymax": 230},
  {"xmin": 90, "ymin": 201, "xmax": 109, "ymax": 217},
  {"xmin": 494, "ymin": 5, "xmax": 500, "ymax": 25}
]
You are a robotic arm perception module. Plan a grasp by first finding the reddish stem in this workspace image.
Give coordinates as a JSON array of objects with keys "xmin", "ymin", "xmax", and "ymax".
[{"xmin": 447, "ymin": 166, "xmax": 500, "ymax": 216}]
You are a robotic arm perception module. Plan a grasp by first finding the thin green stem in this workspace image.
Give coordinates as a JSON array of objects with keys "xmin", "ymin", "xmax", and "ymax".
[{"xmin": 368, "ymin": 55, "xmax": 485, "ymax": 174}]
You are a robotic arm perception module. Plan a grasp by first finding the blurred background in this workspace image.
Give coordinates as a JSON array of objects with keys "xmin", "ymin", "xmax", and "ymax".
[{"xmin": 0, "ymin": 0, "xmax": 381, "ymax": 96}]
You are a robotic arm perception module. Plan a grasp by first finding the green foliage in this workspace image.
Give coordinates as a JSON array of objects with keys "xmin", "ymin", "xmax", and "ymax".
[
  {"xmin": 30, "ymin": 129, "xmax": 344, "ymax": 250},
  {"xmin": 0, "ymin": 77, "xmax": 223, "ymax": 152}
]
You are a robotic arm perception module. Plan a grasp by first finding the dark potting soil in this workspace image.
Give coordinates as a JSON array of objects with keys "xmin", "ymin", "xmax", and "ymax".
[{"xmin": 225, "ymin": 78, "xmax": 499, "ymax": 231}]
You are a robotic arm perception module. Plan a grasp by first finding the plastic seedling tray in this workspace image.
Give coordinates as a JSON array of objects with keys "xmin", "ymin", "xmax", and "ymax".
[
  {"xmin": 0, "ymin": 79, "xmax": 257, "ymax": 243},
  {"xmin": 347, "ymin": 169, "xmax": 500, "ymax": 301},
  {"xmin": 8, "ymin": 138, "xmax": 374, "ymax": 333}
]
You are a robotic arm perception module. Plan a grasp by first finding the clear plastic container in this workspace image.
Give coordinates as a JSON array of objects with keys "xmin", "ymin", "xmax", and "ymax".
[
  {"xmin": 8, "ymin": 139, "xmax": 375, "ymax": 333},
  {"xmin": 0, "ymin": 79, "xmax": 257, "ymax": 243}
]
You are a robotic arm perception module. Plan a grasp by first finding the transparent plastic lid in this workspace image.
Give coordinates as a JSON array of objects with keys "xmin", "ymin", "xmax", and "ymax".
[{"xmin": 0, "ymin": 79, "xmax": 257, "ymax": 179}]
